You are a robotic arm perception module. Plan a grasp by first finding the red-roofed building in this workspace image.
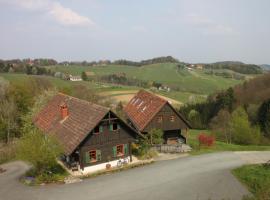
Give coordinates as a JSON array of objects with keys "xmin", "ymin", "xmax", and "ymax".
[
  {"xmin": 34, "ymin": 93, "xmax": 138, "ymax": 173},
  {"xmin": 124, "ymin": 90, "xmax": 191, "ymax": 144}
]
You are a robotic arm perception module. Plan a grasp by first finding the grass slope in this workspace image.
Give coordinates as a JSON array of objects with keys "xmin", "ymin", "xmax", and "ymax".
[
  {"xmin": 48, "ymin": 63, "xmax": 243, "ymax": 94},
  {"xmin": 188, "ymin": 130, "xmax": 270, "ymax": 155},
  {"xmin": 233, "ymin": 164, "xmax": 270, "ymax": 199}
]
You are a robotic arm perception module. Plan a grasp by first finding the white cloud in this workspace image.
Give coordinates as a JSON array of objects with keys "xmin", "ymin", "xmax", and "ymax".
[
  {"xmin": 1, "ymin": 0, "xmax": 94, "ymax": 27},
  {"xmin": 186, "ymin": 13, "xmax": 238, "ymax": 36}
]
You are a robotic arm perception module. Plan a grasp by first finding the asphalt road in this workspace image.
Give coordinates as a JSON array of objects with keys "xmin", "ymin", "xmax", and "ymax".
[{"xmin": 1, "ymin": 152, "xmax": 270, "ymax": 200}]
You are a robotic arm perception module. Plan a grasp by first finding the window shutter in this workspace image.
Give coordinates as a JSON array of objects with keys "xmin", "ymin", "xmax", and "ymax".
[
  {"xmin": 99, "ymin": 125, "xmax": 103, "ymax": 133},
  {"xmin": 112, "ymin": 146, "xmax": 117, "ymax": 157},
  {"xmin": 85, "ymin": 152, "xmax": 90, "ymax": 164},
  {"xmin": 96, "ymin": 150, "xmax": 101, "ymax": 161},
  {"xmin": 124, "ymin": 144, "xmax": 128, "ymax": 155},
  {"xmin": 117, "ymin": 124, "xmax": 120, "ymax": 130},
  {"xmin": 109, "ymin": 124, "xmax": 113, "ymax": 131}
]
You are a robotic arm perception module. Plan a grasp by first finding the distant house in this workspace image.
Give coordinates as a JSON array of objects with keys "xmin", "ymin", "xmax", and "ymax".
[
  {"xmin": 34, "ymin": 93, "xmax": 138, "ymax": 173},
  {"xmin": 69, "ymin": 75, "xmax": 82, "ymax": 81},
  {"xmin": 124, "ymin": 90, "xmax": 191, "ymax": 145}
]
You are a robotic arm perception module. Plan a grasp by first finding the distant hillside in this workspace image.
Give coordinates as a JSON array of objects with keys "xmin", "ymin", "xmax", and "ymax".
[
  {"xmin": 203, "ymin": 61, "xmax": 262, "ymax": 74},
  {"xmin": 260, "ymin": 64, "xmax": 270, "ymax": 71}
]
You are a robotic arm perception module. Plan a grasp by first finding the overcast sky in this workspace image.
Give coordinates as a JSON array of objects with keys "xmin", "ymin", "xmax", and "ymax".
[{"xmin": 0, "ymin": 0, "xmax": 269, "ymax": 64}]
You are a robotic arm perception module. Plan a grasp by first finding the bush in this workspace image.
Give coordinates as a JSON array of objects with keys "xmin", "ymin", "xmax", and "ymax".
[
  {"xmin": 17, "ymin": 128, "xmax": 63, "ymax": 175},
  {"xmin": 230, "ymin": 107, "xmax": 261, "ymax": 145},
  {"xmin": 198, "ymin": 133, "xmax": 215, "ymax": 147},
  {"xmin": 148, "ymin": 129, "xmax": 164, "ymax": 145}
]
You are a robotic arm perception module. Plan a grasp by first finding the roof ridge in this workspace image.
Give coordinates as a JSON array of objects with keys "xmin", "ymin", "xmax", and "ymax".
[{"xmin": 57, "ymin": 92, "xmax": 110, "ymax": 110}]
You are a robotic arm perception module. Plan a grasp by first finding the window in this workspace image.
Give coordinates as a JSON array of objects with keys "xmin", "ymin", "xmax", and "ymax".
[
  {"xmin": 157, "ymin": 116, "xmax": 163, "ymax": 123},
  {"xmin": 93, "ymin": 125, "xmax": 103, "ymax": 134},
  {"xmin": 113, "ymin": 144, "xmax": 128, "ymax": 157},
  {"xmin": 89, "ymin": 150, "xmax": 96, "ymax": 162},
  {"xmin": 85, "ymin": 150, "xmax": 101, "ymax": 163},
  {"xmin": 170, "ymin": 115, "xmax": 175, "ymax": 122},
  {"xmin": 117, "ymin": 145, "xmax": 124, "ymax": 156},
  {"xmin": 109, "ymin": 123, "xmax": 119, "ymax": 131}
]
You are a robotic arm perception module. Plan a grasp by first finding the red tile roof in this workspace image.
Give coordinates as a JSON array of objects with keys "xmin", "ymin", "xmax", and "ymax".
[
  {"xmin": 124, "ymin": 90, "xmax": 167, "ymax": 132},
  {"xmin": 34, "ymin": 93, "xmax": 109, "ymax": 155}
]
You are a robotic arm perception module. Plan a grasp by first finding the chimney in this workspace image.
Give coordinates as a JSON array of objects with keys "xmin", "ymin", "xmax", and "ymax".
[{"xmin": 60, "ymin": 103, "xmax": 69, "ymax": 119}]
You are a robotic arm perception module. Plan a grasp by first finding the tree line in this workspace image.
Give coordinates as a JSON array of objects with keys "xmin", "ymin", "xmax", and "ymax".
[{"xmin": 180, "ymin": 73, "xmax": 270, "ymax": 145}]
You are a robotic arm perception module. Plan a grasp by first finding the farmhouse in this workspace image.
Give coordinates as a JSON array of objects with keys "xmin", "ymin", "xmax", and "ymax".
[
  {"xmin": 69, "ymin": 75, "xmax": 82, "ymax": 81},
  {"xmin": 34, "ymin": 93, "xmax": 138, "ymax": 173},
  {"xmin": 124, "ymin": 90, "xmax": 191, "ymax": 145}
]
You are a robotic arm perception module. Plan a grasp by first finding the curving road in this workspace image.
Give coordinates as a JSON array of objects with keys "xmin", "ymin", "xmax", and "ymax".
[{"xmin": 1, "ymin": 152, "xmax": 270, "ymax": 200}]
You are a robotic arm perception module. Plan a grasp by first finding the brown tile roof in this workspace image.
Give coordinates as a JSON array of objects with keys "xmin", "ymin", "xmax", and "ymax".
[
  {"xmin": 124, "ymin": 90, "xmax": 167, "ymax": 132},
  {"xmin": 124, "ymin": 90, "xmax": 192, "ymax": 131},
  {"xmin": 34, "ymin": 93, "xmax": 109, "ymax": 155}
]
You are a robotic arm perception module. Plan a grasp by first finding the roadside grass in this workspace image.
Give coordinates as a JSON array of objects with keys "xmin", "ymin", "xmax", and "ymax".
[
  {"xmin": 21, "ymin": 163, "xmax": 68, "ymax": 185},
  {"xmin": 233, "ymin": 164, "xmax": 270, "ymax": 200},
  {"xmin": 188, "ymin": 130, "xmax": 270, "ymax": 155}
]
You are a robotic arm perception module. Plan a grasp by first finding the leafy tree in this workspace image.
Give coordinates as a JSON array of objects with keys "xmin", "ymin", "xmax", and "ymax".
[
  {"xmin": 230, "ymin": 107, "xmax": 260, "ymax": 145},
  {"xmin": 81, "ymin": 71, "xmax": 88, "ymax": 81},
  {"xmin": 17, "ymin": 128, "xmax": 63, "ymax": 174},
  {"xmin": 148, "ymin": 129, "xmax": 164, "ymax": 145},
  {"xmin": 210, "ymin": 109, "xmax": 232, "ymax": 144},
  {"xmin": 188, "ymin": 109, "xmax": 203, "ymax": 129},
  {"xmin": 258, "ymin": 99, "xmax": 270, "ymax": 138}
]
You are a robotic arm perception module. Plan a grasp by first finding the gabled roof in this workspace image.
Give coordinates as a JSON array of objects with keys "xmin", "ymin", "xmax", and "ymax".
[
  {"xmin": 124, "ymin": 90, "xmax": 167, "ymax": 132},
  {"xmin": 124, "ymin": 90, "xmax": 192, "ymax": 132},
  {"xmin": 34, "ymin": 93, "xmax": 109, "ymax": 155}
]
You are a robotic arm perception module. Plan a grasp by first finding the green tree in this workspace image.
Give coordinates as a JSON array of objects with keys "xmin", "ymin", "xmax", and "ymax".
[
  {"xmin": 17, "ymin": 128, "xmax": 63, "ymax": 174},
  {"xmin": 230, "ymin": 107, "xmax": 260, "ymax": 145},
  {"xmin": 258, "ymin": 99, "xmax": 270, "ymax": 138},
  {"xmin": 188, "ymin": 109, "xmax": 202, "ymax": 129},
  {"xmin": 210, "ymin": 109, "xmax": 232, "ymax": 144},
  {"xmin": 81, "ymin": 71, "xmax": 88, "ymax": 81}
]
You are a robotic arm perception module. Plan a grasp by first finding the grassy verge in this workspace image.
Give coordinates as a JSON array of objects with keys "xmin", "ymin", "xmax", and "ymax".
[
  {"xmin": 188, "ymin": 130, "xmax": 270, "ymax": 155},
  {"xmin": 233, "ymin": 164, "xmax": 270, "ymax": 200},
  {"xmin": 21, "ymin": 164, "xmax": 68, "ymax": 185}
]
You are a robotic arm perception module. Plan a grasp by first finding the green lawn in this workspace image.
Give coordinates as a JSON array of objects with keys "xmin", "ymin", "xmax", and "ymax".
[
  {"xmin": 233, "ymin": 164, "xmax": 270, "ymax": 200},
  {"xmin": 188, "ymin": 130, "xmax": 270, "ymax": 155}
]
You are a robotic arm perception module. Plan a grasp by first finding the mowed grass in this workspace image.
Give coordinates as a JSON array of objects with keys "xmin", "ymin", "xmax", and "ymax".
[
  {"xmin": 233, "ymin": 164, "xmax": 270, "ymax": 199},
  {"xmin": 188, "ymin": 130, "xmax": 270, "ymax": 155},
  {"xmin": 47, "ymin": 63, "xmax": 243, "ymax": 94}
]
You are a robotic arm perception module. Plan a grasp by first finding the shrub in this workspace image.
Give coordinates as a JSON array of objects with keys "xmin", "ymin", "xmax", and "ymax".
[
  {"xmin": 198, "ymin": 133, "xmax": 215, "ymax": 147},
  {"xmin": 148, "ymin": 129, "xmax": 164, "ymax": 145}
]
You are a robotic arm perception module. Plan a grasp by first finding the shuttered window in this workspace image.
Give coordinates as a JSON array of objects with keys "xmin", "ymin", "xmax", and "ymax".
[
  {"xmin": 93, "ymin": 125, "xmax": 103, "ymax": 134},
  {"xmin": 110, "ymin": 123, "xmax": 119, "ymax": 131},
  {"xmin": 85, "ymin": 150, "xmax": 102, "ymax": 163}
]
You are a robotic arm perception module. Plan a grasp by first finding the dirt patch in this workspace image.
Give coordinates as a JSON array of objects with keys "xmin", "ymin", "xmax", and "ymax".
[{"xmin": 100, "ymin": 90, "xmax": 182, "ymax": 106}]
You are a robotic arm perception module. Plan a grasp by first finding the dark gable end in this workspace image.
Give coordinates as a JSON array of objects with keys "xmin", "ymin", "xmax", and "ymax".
[{"xmin": 34, "ymin": 93, "xmax": 110, "ymax": 155}]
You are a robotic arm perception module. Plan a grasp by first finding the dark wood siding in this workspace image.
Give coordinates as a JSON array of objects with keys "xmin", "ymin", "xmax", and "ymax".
[
  {"xmin": 78, "ymin": 112, "xmax": 135, "ymax": 168},
  {"xmin": 143, "ymin": 103, "xmax": 188, "ymax": 132}
]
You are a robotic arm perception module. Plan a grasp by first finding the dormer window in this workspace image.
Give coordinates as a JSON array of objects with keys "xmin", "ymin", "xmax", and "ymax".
[{"xmin": 110, "ymin": 123, "xmax": 119, "ymax": 131}]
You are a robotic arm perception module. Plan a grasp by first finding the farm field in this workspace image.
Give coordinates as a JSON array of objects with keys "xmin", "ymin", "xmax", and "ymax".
[{"xmin": 47, "ymin": 63, "xmax": 244, "ymax": 95}]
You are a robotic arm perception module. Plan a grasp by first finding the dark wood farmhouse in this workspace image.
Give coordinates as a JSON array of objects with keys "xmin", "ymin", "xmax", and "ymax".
[
  {"xmin": 34, "ymin": 93, "xmax": 137, "ymax": 173},
  {"xmin": 124, "ymin": 90, "xmax": 191, "ymax": 145}
]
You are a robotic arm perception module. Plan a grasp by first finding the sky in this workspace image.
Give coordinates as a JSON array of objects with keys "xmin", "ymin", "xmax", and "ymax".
[{"xmin": 0, "ymin": 0, "xmax": 269, "ymax": 64}]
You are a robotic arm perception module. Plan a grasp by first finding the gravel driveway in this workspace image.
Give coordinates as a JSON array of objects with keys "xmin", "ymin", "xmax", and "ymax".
[{"xmin": 1, "ymin": 151, "xmax": 270, "ymax": 200}]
